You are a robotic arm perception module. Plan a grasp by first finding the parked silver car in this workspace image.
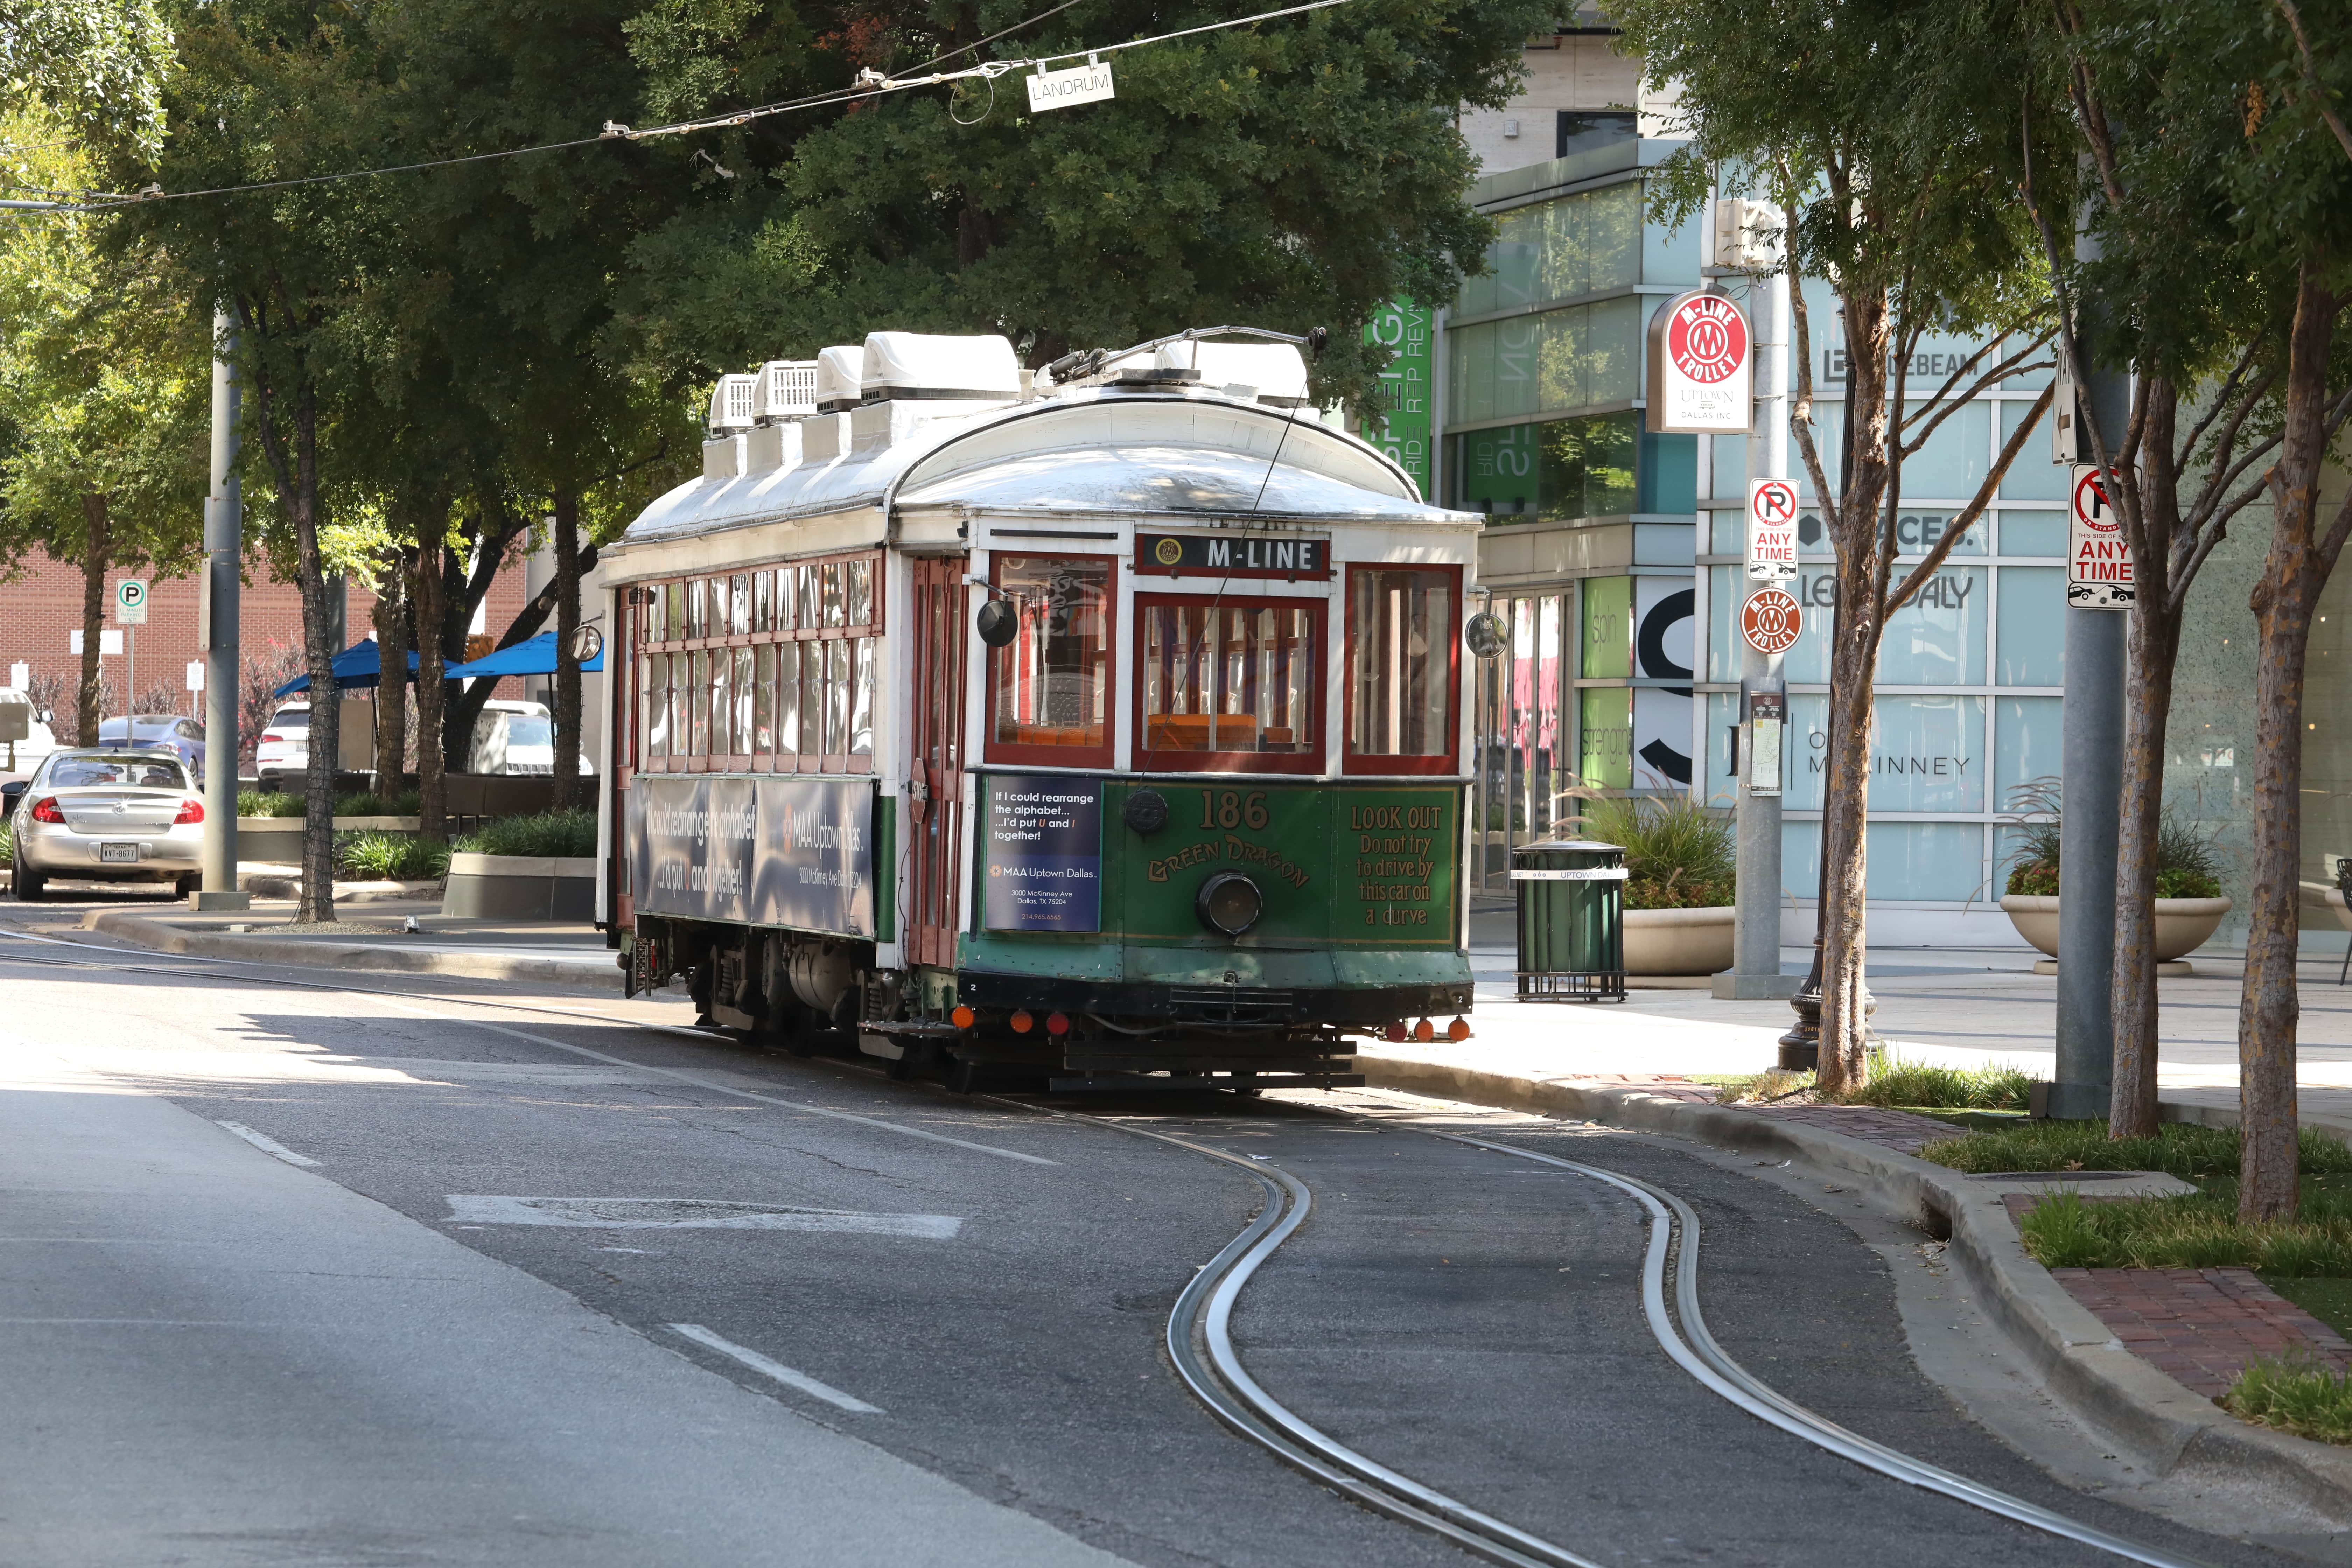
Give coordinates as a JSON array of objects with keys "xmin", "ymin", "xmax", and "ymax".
[{"xmin": 4, "ymin": 749, "xmax": 205, "ymax": 901}]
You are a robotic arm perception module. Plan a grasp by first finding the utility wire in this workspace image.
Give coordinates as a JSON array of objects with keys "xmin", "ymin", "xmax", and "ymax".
[{"xmin": 14, "ymin": 0, "xmax": 1355, "ymax": 215}]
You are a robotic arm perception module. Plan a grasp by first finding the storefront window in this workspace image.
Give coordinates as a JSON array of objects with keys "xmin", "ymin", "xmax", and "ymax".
[
  {"xmin": 1137, "ymin": 596, "xmax": 1321, "ymax": 772},
  {"xmin": 1346, "ymin": 566, "xmax": 1456, "ymax": 771},
  {"xmin": 1450, "ymin": 411, "xmax": 1639, "ymax": 522},
  {"xmin": 988, "ymin": 555, "xmax": 1113, "ymax": 765}
]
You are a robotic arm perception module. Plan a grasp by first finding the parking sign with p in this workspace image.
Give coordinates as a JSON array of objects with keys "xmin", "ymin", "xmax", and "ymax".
[{"xmin": 1746, "ymin": 477, "xmax": 1799, "ymax": 582}]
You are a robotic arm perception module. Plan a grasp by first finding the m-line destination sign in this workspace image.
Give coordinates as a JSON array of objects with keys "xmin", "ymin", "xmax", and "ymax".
[
  {"xmin": 1027, "ymin": 59, "xmax": 1115, "ymax": 112},
  {"xmin": 1137, "ymin": 531, "xmax": 1332, "ymax": 580}
]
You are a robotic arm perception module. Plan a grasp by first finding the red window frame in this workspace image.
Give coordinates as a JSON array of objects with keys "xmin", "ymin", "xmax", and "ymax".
[
  {"xmin": 1131, "ymin": 592, "xmax": 1328, "ymax": 776},
  {"xmin": 1341, "ymin": 562, "xmax": 1463, "ymax": 776},
  {"xmin": 983, "ymin": 553, "xmax": 1119, "ymax": 770},
  {"xmin": 624, "ymin": 549, "xmax": 883, "ymax": 777}
]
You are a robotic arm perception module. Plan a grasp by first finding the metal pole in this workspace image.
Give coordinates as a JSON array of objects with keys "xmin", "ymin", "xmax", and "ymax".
[
  {"xmin": 197, "ymin": 306, "xmax": 250, "ymax": 911},
  {"xmin": 1721, "ymin": 259, "xmax": 1793, "ymax": 1000}
]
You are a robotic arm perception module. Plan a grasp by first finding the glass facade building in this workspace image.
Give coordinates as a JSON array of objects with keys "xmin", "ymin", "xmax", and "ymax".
[{"xmin": 1441, "ymin": 141, "xmax": 2188, "ymax": 947}]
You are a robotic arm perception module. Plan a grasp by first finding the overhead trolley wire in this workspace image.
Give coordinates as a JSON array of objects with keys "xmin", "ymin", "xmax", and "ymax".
[{"xmin": 10, "ymin": 0, "xmax": 1359, "ymax": 216}]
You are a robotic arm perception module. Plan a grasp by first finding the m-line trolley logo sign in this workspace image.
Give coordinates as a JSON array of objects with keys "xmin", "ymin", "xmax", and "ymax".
[
  {"xmin": 2069, "ymin": 463, "xmax": 2132, "ymax": 609},
  {"xmin": 1746, "ymin": 478, "xmax": 1798, "ymax": 582},
  {"xmin": 1741, "ymin": 587, "xmax": 1802, "ymax": 656},
  {"xmin": 1646, "ymin": 290, "xmax": 1753, "ymax": 434}
]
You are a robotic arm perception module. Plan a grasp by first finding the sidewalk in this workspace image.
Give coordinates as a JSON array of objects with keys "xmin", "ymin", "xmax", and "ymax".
[{"xmin": 56, "ymin": 898, "xmax": 621, "ymax": 987}]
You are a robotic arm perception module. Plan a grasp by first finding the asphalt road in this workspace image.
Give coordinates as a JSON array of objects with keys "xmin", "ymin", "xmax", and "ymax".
[{"xmin": 0, "ymin": 915, "xmax": 2292, "ymax": 1567}]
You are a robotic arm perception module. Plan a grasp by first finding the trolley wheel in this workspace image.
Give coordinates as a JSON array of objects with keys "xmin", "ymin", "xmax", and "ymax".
[
  {"xmin": 884, "ymin": 1045, "xmax": 916, "ymax": 1080},
  {"xmin": 947, "ymin": 1057, "xmax": 980, "ymax": 1095}
]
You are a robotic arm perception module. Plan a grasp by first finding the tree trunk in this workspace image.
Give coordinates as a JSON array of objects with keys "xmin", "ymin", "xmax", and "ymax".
[
  {"xmin": 2109, "ymin": 609, "xmax": 2178, "ymax": 1137},
  {"xmin": 1817, "ymin": 573, "xmax": 1884, "ymax": 1094},
  {"xmin": 551, "ymin": 488, "xmax": 582, "ymax": 811},
  {"xmin": 2239, "ymin": 263, "xmax": 2348, "ymax": 1223},
  {"xmin": 416, "ymin": 547, "xmax": 449, "ymax": 844},
  {"xmin": 78, "ymin": 493, "xmax": 110, "ymax": 746},
  {"xmin": 372, "ymin": 559, "xmax": 409, "ymax": 796}
]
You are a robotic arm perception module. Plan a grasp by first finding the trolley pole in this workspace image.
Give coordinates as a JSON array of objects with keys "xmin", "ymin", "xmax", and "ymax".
[
  {"xmin": 196, "ymin": 306, "xmax": 250, "ymax": 911},
  {"xmin": 1718, "ymin": 256, "xmax": 1794, "ymax": 1001}
]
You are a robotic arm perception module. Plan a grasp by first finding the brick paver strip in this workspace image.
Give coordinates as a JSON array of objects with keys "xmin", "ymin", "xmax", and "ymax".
[{"xmin": 2036, "ymin": 1261, "xmax": 2352, "ymax": 1397}]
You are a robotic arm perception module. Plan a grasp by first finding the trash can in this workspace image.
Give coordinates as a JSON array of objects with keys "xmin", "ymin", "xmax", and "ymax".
[{"xmin": 1512, "ymin": 839, "xmax": 1628, "ymax": 1002}]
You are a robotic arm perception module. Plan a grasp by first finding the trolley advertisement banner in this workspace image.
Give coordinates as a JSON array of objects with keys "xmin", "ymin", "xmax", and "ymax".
[
  {"xmin": 982, "ymin": 775, "xmax": 1103, "ymax": 932},
  {"xmin": 629, "ymin": 774, "xmax": 874, "ymax": 937}
]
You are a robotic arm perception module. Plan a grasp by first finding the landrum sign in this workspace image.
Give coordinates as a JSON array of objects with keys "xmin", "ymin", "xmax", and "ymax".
[{"xmin": 1646, "ymin": 290, "xmax": 1752, "ymax": 434}]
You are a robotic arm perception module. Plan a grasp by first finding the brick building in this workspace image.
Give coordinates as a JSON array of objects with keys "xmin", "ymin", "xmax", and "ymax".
[{"xmin": 0, "ymin": 553, "xmax": 531, "ymax": 756}]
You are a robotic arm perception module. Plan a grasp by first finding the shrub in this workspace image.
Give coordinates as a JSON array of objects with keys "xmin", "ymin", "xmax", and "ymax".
[
  {"xmin": 238, "ymin": 790, "xmax": 303, "ymax": 818},
  {"xmin": 0, "ymin": 821, "xmax": 11, "ymax": 863},
  {"xmin": 2225, "ymin": 1354, "xmax": 2352, "ymax": 1446},
  {"xmin": 453, "ymin": 808, "xmax": 596, "ymax": 859},
  {"xmin": 239, "ymin": 788, "xmax": 423, "ymax": 819},
  {"xmin": 1572, "ymin": 792, "xmax": 1734, "ymax": 910},
  {"xmin": 333, "ymin": 830, "xmax": 450, "ymax": 882},
  {"xmin": 1838, "ymin": 1050, "xmax": 2036, "ymax": 1111},
  {"xmin": 1998, "ymin": 776, "xmax": 2226, "ymax": 897},
  {"xmin": 1923, "ymin": 1118, "xmax": 2352, "ymax": 1179}
]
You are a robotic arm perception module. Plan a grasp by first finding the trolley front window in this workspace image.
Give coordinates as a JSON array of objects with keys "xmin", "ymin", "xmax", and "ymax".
[
  {"xmin": 1136, "ymin": 595, "xmax": 1323, "ymax": 774},
  {"xmin": 1344, "ymin": 565, "xmax": 1459, "ymax": 774},
  {"xmin": 986, "ymin": 555, "xmax": 1114, "ymax": 767}
]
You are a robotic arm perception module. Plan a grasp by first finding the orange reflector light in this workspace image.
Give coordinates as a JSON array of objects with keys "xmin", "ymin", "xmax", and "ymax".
[
  {"xmin": 1009, "ymin": 1010, "xmax": 1034, "ymax": 1033},
  {"xmin": 1045, "ymin": 1011, "xmax": 1071, "ymax": 1036},
  {"xmin": 951, "ymin": 1005, "xmax": 975, "ymax": 1029},
  {"xmin": 1384, "ymin": 1021, "xmax": 1407, "ymax": 1043},
  {"xmin": 1447, "ymin": 1016, "xmax": 1471, "ymax": 1042},
  {"xmin": 1412, "ymin": 1017, "xmax": 1434, "ymax": 1042}
]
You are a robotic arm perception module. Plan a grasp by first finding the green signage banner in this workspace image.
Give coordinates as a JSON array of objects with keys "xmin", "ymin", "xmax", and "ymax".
[{"xmin": 1363, "ymin": 299, "xmax": 1432, "ymax": 498}]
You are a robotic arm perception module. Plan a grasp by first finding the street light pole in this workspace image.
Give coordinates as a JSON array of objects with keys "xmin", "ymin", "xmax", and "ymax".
[{"xmin": 196, "ymin": 306, "xmax": 250, "ymax": 911}]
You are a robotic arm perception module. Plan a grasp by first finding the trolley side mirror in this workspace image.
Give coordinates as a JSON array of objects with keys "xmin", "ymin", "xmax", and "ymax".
[
  {"xmin": 1463, "ymin": 611, "xmax": 1507, "ymax": 659},
  {"xmin": 976, "ymin": 598, "xmax": 1019, "ymax": 648}
]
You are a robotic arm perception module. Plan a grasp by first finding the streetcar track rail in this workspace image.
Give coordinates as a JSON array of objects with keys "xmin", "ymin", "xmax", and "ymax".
[{"xmin": 0, "ymin": 922, "xmax": 2220, "ymax": 1568}]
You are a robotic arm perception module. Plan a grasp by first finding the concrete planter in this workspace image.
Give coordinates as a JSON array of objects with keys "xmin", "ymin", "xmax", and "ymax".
[
  {"xmin": 442, "ymin": 852, "xmax": 597, "ymax": 921},
  {"xmin": 236, "ymin": 815, "xmax": 422, "ymax": 836},
  {"xmin": 1999, "ymin": 893, "xmax": 2232, "ymax": 965},
  {"xmin": 1622, "ymin": 905, "xmax": 1735, "ymax": 976}
]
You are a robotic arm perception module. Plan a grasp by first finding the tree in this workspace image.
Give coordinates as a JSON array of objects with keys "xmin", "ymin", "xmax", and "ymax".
[
  {"xmin": 107, "ymin": 0, "xmax": 392, "ymax": 922},
  {"xmin": 0, "ymin": 0, "xmax": 175, "ymax": 147},
  {"xmin": 1612, "ymin": 0, "xmax": 2058, "ymax": 1092},
  {"xmin": 2016, "ymin": 4, "xmax": 2294, "ymax": 1139},
  {"xmin": 610, "ymin": 0, "xmax": 1554, "ymax": 404},
  {"xmin": 0, "ymin": 108, "xmax": 206, "ymax": 745}
]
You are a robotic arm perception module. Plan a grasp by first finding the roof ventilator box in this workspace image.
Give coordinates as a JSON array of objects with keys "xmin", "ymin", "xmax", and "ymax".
[
  {"xmin": 706, "ymin": 372, "xmax": 758, "ymax": 434},
  {"xmin": 813, "ymin": 345, "xmax": 866, "ymax": 414},
  {"xmin": 859, "ymin": 332, "xmax": 1021, "ymax": 404},
  {"xmin": 754, "ymin": 360, "xmax": 819, "ymax": 422}
]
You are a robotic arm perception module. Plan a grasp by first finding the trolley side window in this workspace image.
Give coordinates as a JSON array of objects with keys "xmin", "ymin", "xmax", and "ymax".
[
  {"xmin": 1135, "ymin": 595, "xmax": 1324, "ymax": 775},
  {"xmin": 986, "ymin": 555, "xmax": 1114, "ymax": 767},
  {"xmin": 628, "ymin": 549, "xmax": 881, "ymax": 775},
  {"xmin": 1344, "ymin": 565, "xmax": 1459, "ymax": 774}
]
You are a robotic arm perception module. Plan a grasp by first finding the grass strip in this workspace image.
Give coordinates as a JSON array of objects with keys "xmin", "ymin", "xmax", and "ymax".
[
  {"xmin": 1924, "ymin": 1119, "xmax": 2352, "ymax": 1180},
  {"xmin": 2017, "ymin": 1186, "xmax": 2352, "ymax": 1274},
  {"xmin": 2224, "ymin": 1353, "xmax": 2352, "ymax": 1445}
]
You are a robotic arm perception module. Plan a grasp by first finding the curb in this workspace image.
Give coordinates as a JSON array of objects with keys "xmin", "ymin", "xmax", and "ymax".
[
  {"xmin": 1356, "ymin": 1050, "xmax": 2352, "ymax": 1524},
  {"xmin": 78, "ymin": 908, "xmax": 620, "ymax": 991}
]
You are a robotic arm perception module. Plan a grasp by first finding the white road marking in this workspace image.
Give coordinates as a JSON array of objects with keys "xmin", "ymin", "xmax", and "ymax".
[
  {"xmin": 666, "ymin": 1323, "xmax": 882, "ymax": 1413},
  {"xmin": 214, "ymin": 1120, "xmax": 321, "ymax": 1167},
  {"xmin": 0, "ymin": 926, "xmax": 1059, "ymax": 1166},
  {"xmin": 445, "ymin": 1195, "xmax": 962, "ymax": 1238}
]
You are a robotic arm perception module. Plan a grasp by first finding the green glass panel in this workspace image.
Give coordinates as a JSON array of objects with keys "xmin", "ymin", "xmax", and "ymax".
[
  {"xmin": 1578, "ymin": 686, "xmax": 1633, "ymax": 790},
  {"xmin": 1581, "ymin": 577, "xmax": 1633, "ymax": 678}
]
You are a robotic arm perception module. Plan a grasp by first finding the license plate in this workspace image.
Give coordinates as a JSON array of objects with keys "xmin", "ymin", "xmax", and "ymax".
[{"xmin": 98, "ymin": 842, "xmax": 139, "ymax": 864}]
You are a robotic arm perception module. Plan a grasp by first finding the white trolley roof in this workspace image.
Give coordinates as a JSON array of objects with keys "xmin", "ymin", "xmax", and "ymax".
[{"xmin": 603, "ymin": 384, "xmax": 1475, "ymax": 583}]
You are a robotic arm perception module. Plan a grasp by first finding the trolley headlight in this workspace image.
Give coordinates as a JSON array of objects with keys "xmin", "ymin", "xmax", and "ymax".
[{"xmin": 1195, "ymin": 872, "xmax": 1264, "ymax": 938}]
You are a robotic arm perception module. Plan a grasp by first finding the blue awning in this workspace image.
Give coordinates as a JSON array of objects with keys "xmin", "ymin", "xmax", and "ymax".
[
  {"xmin": 444, "ymin": 630, "xmax": 604, "ymax": 680},
  {"xmin": 273, "ymin": 640, "xmax": 423, "ymax": 698}
]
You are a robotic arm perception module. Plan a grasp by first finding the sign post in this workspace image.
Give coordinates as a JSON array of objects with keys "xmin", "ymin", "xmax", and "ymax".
[
  {"xmin": 1710, "ymin": 236, "xmax": 1795, "ymax": 1004},
  {"xmin": 198, "ymin": 307, "xmax": 250, "ymax": 910},
  {"xmin": 114, "ymin": 579, "xmax": 146, "ymax": 725}
]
